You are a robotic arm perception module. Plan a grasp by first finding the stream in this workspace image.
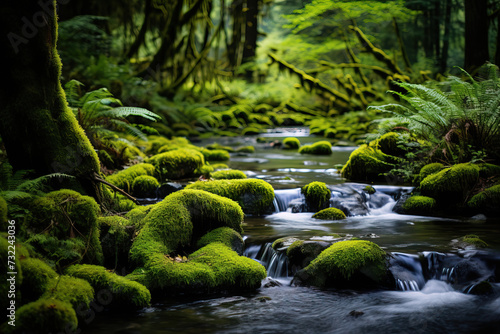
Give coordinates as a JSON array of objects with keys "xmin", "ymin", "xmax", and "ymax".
[{"xmin": 88, "ymin": 128, "xmax": 500, "ymax": 334}]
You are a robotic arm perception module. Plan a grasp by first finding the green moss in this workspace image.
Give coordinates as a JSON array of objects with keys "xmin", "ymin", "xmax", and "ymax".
[
  {"xmin": 125, "ymin": 205, "xmax": 154, "ymax": 230},
  {"xmin": 27, "ymin": 234, "xmax": 86, "ymax": 267},
  {"xmin": 106, "ymin": 163, "xmax": 156, "ymax": 193},
  {"xmin": 98, "ymin": 216, "xmax": 133, "ymax": 269},
  {"xmin": 132, "ymin": 175, "xmax": 160, "ymax": 197},
  {"xmin": 206, "ymin": 143, "xmax": 235, "ymax": 152},
  {"xmin": 459, "ymin": 234, "xmax": 488, "ymax": 248},
  {"xmin": 302, "ymin": 182, "xmax": 331, "ymax": 212},
  {"xmin": 241, "ymin": 127, "xmax": 263, "ymax": 135},
  {"xmin": 402, "ymin": 196, "xmax": 436, "ymax": 215},
  {"xmin": 418, "ymin": 163, "xmax": 444, "ymax": 182},
  {"xmin": 15, "ymin": 298, "xmax": 78, "ymax": 333},
  {"xmin": 212, "ymin": 170, "xmax": 247, "ymax": 180},
  {"xmin": 146, "ymin": 149, "xmax": 205, "ymax": 181},
  {"xmin": 478, "ymin": 163, "xmax": 500, "ymax": 178},
  {"xmin": 43, "ymin": 275, "xmax": 94, "ymax": 310},
  {"xmin": 27, "ymin": 189, "xmax": 103, "ymax": 265},
  {"xmin": 195, "ymin": 164, "xmax": 215, "ymax": 178},
  {"xmin": 66, "ymin": 264, "xmax": 151, "ymax": 309},
  {"xmin": 467, "ymin": 184, "xmax": 500, "ymax": 215},
  {"xmin": 196, "ymin": 227, "xmax": 244, "ymax": 254},
  {"xmin": 201, "ymin": 148, "xmax": 230, "ymax": 161},
  {"xmin": 0, "ymin": 196, "xmax": 7, "ymax": 231},
  {"xmin": 312, "ymin": 207, "xmax": 346, "ymax": 220},
  {"xmin": 20, "ymin": 258, "xmax": 57, "ymax": 303},
  {"xmin": 371, "ymin": 132, "xmax": 401, "ymax": 156},
  {"xmin": 340, "ymin": 144, "xmax": 397, "ymax": 181},
  {"xmin": 117, "ymin": 197, "xmax": 138, "ymax": 212},
  {"xmin": 185, "ymin": 179, "xmax": 275, "ymax": 215},
  {"xmin": 146, "ymin": 136, "xmax": 190, "ymax": 155},
  {"xmin": 1, "ymin": 236, "xmax": 22, "ymax": 313},
  {"xmin": 296, "ymin": 240, "xmax": 387, "ymax": 288},
  {"xmin": 236, "ymin": 145, "xmax": 255, "ymax": 153},
  {"xmin": 283, "ymin": 137, "xmax": 301, "ymax": 150},
  {"xmin": 298, "ymin": 141, "xmax": 332, "ymax": 155},
  {"xmin": 420, "ymin": 163, "xmax": 480, "ymax": 205},
  {"xmin": 287, "ymin": 240, "xmax": 328, "ymax": 269},
  {"xmin": 211, "ymin": 163, "xmax": 229, "ymax": 170},
  {"xmin": 363, "ymin": 185, "xmax": 376, "ymax": 194}
]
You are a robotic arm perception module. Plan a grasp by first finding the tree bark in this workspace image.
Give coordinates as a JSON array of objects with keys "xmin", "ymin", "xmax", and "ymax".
[
  {"xmin": 439, "ymin": 0, "xmax": 452, "ymax": 73},
  {"xmin": 242, "ymin": 0, "xmax": 259, "ymax": 63},
  {"xmin": 0, "ymin": 0, "xmax": 102, "ymax": 198},
  {"xmin": 464, "ymin": 0, "xmax": 490, "ymax": 73}
]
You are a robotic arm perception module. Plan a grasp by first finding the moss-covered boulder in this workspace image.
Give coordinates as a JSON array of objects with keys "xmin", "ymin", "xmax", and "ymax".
[
  {"xmin": 418, "ymin": 163, "xmax": 444, "ymax": 183},
  {"xmin": 131, "ymin": 175, "xmax": 159, "ymax": 197},
  {"xmin": 125, "ymin": 205, "xmax": 154, "ymax": 230},
  {"xmin": 287, "ymin": 240, "xmax": 330, "ymax": 270},
  {"xmin": 42, "ymin": 275, "xmax": 94, "ymax": 311},
  {"xmin": 420, "ymin": 163, "xmax": 480, "ymax": 206},
  {"xmin": 456, "ymin": 234, "xmax": 488, "ymax": 248},
  {"xmin": 98, "ymin": 216, "xmax": 133, "ymax": 269},
  {"xmin": 370, "ymin": 132, "xmax": 402, "ymax": 156},
  {"xmin": 401, "ymin": 195, "xmax": 436, "ymax": 215},
  {"xmin": 106, "ymin": 163, "xmax": 156, "ymax": 193},
  {"xmin": 467, "ymin": 184, "xmax": 500, "ymax": 215},
  {"xmin": 302, "ymin": 182, "xmax": 331, "ymax": 212},
  {"xmin": 212, "ymin": 170, "xmax": 247, "ymax": 180},
  {"xmin": 312, "ymin": 207, "xmax": 346, "ymax": 220},
  {"xmin": 196, "ymin": 227, "xmax": 244, "ymax": 255},
  {"xmin": 146, "ymin": 149, "xmax": 205, "ymax": 181},
  {"xmin": 292, "ymin": 240, "xmax": 388, "ymax": 289},
  {"xmin": 341, "ymin": 144, "xmax": 398, "ymax": 181},
  {"xmin": 15, "ymin": 299, "xmax": 78, "ymax": 333},
  {"xmin": 127, "ymin": 189, "xmax": 265, "ymax": 293},
  {"xmin": 363, "ymin": 185, "xmax": 376, "ymax": 195},
  {"xmin": 20, "ymin": 258, "xmax": 57, "ymax": 304},
  {"xmin": 185, "ymin": 179, "xmax": 275, "ymax": 215},
  {"xmin": 27, "ymin": 189, "xmax": 103, "ymax": 265},
  {"xmin": 236, "ymin": 146, "xmax": 255, "ymax": 153},
  {"xmin": 478, "ymin": 163, "xmax": 500, "ymax": 178},
  {"xmin": 66, "ymin": 264, "xmax": 150, "ymax": 309},
  {"xmin": 283, "ymin": 137, "xmax": 301, "ymax": 150},
  {"xmin": 201, "ymin": 148, "xmax": 230, "ymax": 161},
  {"xmin": 298, "ymin": 141, "xmax": 332, "ymax": 155}
]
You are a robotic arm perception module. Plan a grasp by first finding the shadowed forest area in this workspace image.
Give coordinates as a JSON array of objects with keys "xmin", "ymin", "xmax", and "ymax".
[{"xmin": 1, "ymin": 1, "xmax": 500, "ymax": 333}]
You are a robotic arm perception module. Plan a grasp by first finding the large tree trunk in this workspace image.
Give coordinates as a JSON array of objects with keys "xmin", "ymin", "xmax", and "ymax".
[
  {"xmin": 464, "ymin": 0, "xmax": 490, "ymax": 73},
  {"xmin": 242, "ymin": 0, "xmax": 259, "ymax": 63},
  {"xmin": 0, "ymin": 0, "xmax": 102, "ymax": 198}
]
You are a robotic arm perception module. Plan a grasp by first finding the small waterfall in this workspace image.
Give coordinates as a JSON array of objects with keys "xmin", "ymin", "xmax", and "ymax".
[
  {"xmin": 390, "ymin": 252, "xmax": 426, "ymax": 291},
  {"xmin": 245, "ymin": 243, "xmax": 290, "ymax": 278},
  {"xmin": 273, "ymin": 188, "xmax": 303, "ymax": 212}
]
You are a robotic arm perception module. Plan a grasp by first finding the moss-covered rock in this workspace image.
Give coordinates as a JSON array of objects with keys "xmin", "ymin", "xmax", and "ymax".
[
  {"xmin": 125, "ymin": 205, "xmax": 154, "ymax": 230},
  {"xmin": 106, "ymin": 163, "xmax": 156, "ymax": 193},
  {"xmin": 478, "ymin": 163, "xmax": 500, "ymax": 178},
  {"xmin": 66, "ymin": 264, "xmax": 150, "ymax": 309},
  {"xmin": 212, "ymin": 170, "xmax": 247, "ymax": 180},
  {"xmin": 420, "ymin": 163, "xmax": 480, "ymax": 206},
  {"xmin": 312, "ymin": 207, "xmax": 346, "ymax": 220},
  {"xmin": 131, "ymin": 175, "xmax": 159, "ymax": 197},
  {"xmin": 15, "ymin": 298, "xmax": 78, "ymax": 333},
  {"xmin": 287, "ymin": 240, "xmax": 330, "ymax": 270},
  {"xmin": 371, "ymin": 132, "xmax": 402, "ymax": 156},
  {"xmin": 241, "ymin": 127, "xmax": 263, "ymax": 135},
  {"xmin": 341, "ymin": 144, "xmax": 398, "ymax": 181},
  {"xmin": 302, "ymin": 182, "xmax": 331, "ymax": 212},
  {"xmin": 20, "ymin": 258, "xmax": 57, "ymax": 304},
  {"xmin": 457, "ymin": 234, "xmax": 488, "ymax": 248},
  {"xmin": 272, "ymin": 237, "xmax": 300, "ymax": 250},
  {"xmin": 205, "ymin": 143, "xmax": 235, "ymax": 152},
  {"xmin": 418, "ymin": 163, "xmax": 444, "ymax": 182},
  {"xmin": 146, "ymin": 149, "xmax": 205, "ymax": 181},
  {"xmin": 196, "ymin": 227, "xmax": 244, "ymax": 255},
  {"xmin": 298, "ymin": 141, "xmax": 332, "ymax": 155},
  {"xmin": 27, "ymin": 189, "xmax": 103, "ymax": 265},
  {"xmin": 185, "ymin": 179, "xmax": 275, "ymax": 215},
  {"xmin": 236, "ymin": 146, "xmax": 255, "ymax": 153},
  {"xmin": 201, "ymin": 148, "xmax": 230, "ymax": 161},
  {"xmin": 43, "ymin": 275, "xmax": 94, "ymax": 310},
  {"xmin": 98, "ymin": 216, "xmax": 133, "ymax": 269},
  {"xmin": 467, "ymin": 184, "xmax": 500, "ymax": 215},
  {"xmin": 292, "ymin": 240, "xmax": 388, "ymax": 289},
  {"xmin": 283, "ymin": 137, "xmax": 301, "ymax": 150},
  {"xmin": 402, "ymin": 195, "xmax": 436, "ymax": 215}
]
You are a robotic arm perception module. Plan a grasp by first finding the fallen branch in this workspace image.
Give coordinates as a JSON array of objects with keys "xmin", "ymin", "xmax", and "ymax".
[{"xmin": 93, "ymin": 173, "xmax": 139, "ymax": 204}]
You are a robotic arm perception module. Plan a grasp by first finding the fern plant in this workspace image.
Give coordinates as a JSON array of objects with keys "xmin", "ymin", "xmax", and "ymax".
[{"xmin": 370, "ymin": 64, "xmax": 500, "ymax": 163}]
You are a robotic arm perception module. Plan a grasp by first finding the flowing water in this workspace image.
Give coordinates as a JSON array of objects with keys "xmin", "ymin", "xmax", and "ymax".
[{"xmin": 88, "ymin": 128, "xmax": 500, "ymax": 334}]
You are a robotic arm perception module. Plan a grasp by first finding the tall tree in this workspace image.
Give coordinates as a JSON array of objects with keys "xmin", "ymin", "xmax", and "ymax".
[
  {"xmin": 464, "ymin": 0, "xmax": 490, "ymax": 73},
  {"xmin": 0, "ymin": 0, "xmax": 102, "ymax": 198}
]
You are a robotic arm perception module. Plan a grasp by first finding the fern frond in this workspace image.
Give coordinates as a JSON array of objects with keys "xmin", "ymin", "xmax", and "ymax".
[
  {"xmin": 109, "ymin": 119, "xmax": 148, "ymax": 141},
  {"xmin": 101, "ymin": 107, "xmax": 160, "ymax": 121}
]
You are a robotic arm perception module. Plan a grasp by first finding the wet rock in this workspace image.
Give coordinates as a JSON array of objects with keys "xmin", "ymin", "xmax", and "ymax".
[
  {"xmin": 287, "ymin": 240, "xmax": 331, "ymax": 271},
  {"xmin": 349, "ymin": 310, "xmax": 364, "ymax": 318},
  {"xmin": 392, "ymin": 193, "xmax": 411, "ymax": 214},
  {"xmin": 256, "ymin": 296, "xmax": 272, "ymax": 302},
  {"xmin": 262, "ymin": 278, "xmax": 282, "ymax": 288},
  {"xmin": 157, "ymin": 182, "xmax": 183, "ymax": 199}
]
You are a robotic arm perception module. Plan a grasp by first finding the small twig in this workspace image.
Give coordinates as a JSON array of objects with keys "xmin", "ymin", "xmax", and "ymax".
[{"xmin": 93, "ymin": 173, "xmax": 139, "ymax": 204}]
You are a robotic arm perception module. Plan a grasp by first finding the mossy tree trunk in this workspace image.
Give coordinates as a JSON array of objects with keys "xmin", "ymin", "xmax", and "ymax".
[{"xmin": 0, "ymin": 0, "xmax": 102, "ymax": 199}]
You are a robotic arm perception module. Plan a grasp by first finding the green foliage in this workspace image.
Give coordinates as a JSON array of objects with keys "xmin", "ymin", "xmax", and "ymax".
[
  {"xmin": 371, "ymin": 65, "xmax": 500, "ymax": 164},
  {"xmin": 283, "ymin": 137, "xmax": 301, "ymax": 149},
  {"xmin": 146, "ymin": 149, "xmax": 205, "ymax": 181},
  {"xmin": 211, "ymin": 170, "xmax": 247, "ymax": 180},
  {"xmin": 301, "ymin": 182, "xmax": 331, "ymax": 212},
  {"xmin": 132, "ymin": 175, "xmax": 160, "ymax": 197},
  {"xmin": 106, "ymin": 163, "xmax": 156, "ymax": 193},
  {"xmin": 185, "ymin": 179, "xmax": 275, "ymax": 215},
  {"xmin": 297, "ymin": 240, "xmax": 387, "ymax": 288},
  {"xmin": 402, "ymin": 196, "xmax": 437, "ymax": 215},
  {"xmin": 312, "ymin": 207, "xmax": 346, "ymax": 220},
  {"xmin": 66, "ymin": 264, "xmax": 151, "ymax": 309},
  {"xmin": 298, "ymin": 141, "xmax": 332, "ymax": 155}
]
